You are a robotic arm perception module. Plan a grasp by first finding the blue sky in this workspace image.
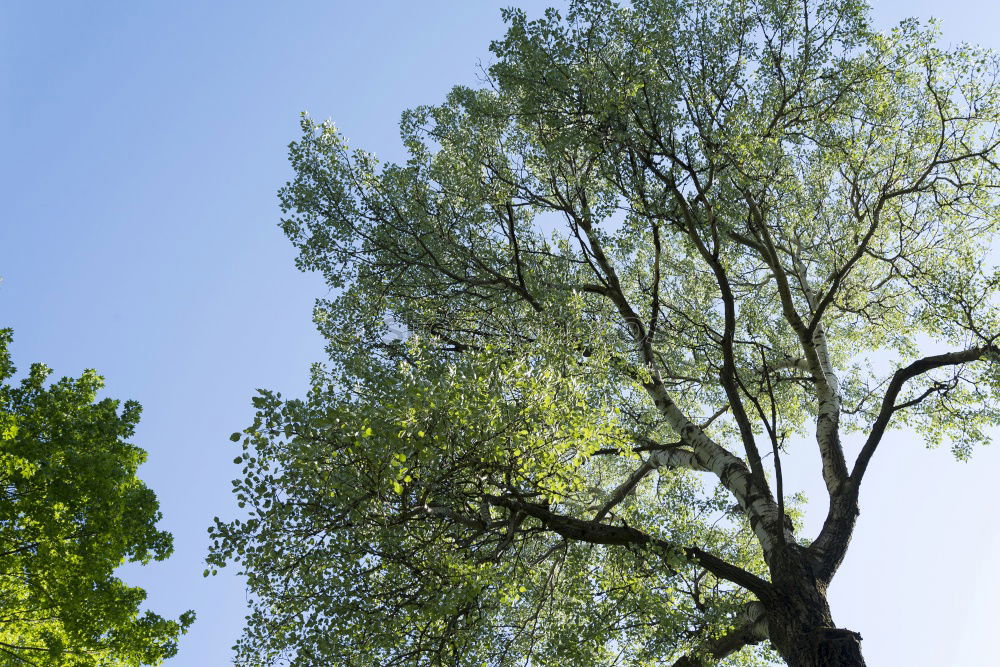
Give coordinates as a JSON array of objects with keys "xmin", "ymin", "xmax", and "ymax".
[{"xmin": 2, "ymin": 1, "xmax": 999, "ymax": 665}]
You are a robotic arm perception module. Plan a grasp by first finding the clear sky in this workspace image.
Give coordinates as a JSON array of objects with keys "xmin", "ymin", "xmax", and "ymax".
[{"xmin": 2, "ymin": 1, "xmax": 999, "ymax": 665}]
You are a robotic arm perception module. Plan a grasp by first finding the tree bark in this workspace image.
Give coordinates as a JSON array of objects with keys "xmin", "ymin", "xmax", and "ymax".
[
  {"xmin": 769, "ymin": 612, "xmax": 866, "ymax": 666},
  {"xmin": 766, "ymin": 545, "xmax": 867, "ymax": 666}
]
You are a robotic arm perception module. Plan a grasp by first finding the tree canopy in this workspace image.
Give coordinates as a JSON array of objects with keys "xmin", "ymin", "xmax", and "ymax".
[
  {"xmin": 209, "ymin": 0, "xmax": 1000, "ymax": 664},
  {"xmin": 0, "ymin": 329, "xmax": 194, "ymax": 665}
]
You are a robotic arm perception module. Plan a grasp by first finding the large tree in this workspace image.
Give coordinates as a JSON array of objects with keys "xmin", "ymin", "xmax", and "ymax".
[
  {"xmin": 0, "ymin": 329, "xmax": 194, "ymax": 665},
  {"xmin": 208, "ymin": 0, "xmax": 1000, "ymax": 664}
]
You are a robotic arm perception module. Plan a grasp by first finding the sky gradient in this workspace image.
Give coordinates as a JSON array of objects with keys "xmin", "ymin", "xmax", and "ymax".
[{"xmin": 3, "ymin": 2, "xmax": 999, "ymax": 664}]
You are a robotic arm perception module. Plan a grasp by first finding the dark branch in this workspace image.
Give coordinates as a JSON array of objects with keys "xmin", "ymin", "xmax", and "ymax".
[
  {"xmin": 851, "ymin": 345, "xmax": 993, "ymax": 484},
  {"xmin": 483, "ymin": 494, "xmax": 773, "ymax": 598}
]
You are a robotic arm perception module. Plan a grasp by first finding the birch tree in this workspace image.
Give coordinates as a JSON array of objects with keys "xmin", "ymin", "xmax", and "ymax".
[{"xmin": 208, "ymin": 0, "xmax": 1000, "ymax": 664}]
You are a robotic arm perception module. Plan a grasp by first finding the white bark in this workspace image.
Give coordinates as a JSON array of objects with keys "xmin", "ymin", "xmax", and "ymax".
[
  {"xmin": 647, "ymin": 447, "xmax": 707, "ymax": 471},
  {"xmin": 811, "ymin": 323, "xmax": 846, "ymax": 494},
  {"xmin": 644, "ymin": 374, "xmax": 789, "ymax": 552},
  {"xmin": 792, "ymin": 257, "xmax": 848, "ymax": 495}
]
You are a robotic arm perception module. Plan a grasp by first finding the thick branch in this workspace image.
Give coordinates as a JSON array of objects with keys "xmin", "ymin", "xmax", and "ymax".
[
  {"xmin": 809, "ymin": 344, "xmax": 993, "ymax": 582},
  {"xmin": 673, "ymin": 188, "xmax": 771, "ymax": 500},
  {"xmin": 851, "ymin": 345, "xmax": 992, "ymax": 484},
  {"xmin": 743, "ymin": 195, "xmax": 849, "ymax": 495},
  {"xmin": 483, "ymin": 494, "xmax": 773, "ymax": 598}
]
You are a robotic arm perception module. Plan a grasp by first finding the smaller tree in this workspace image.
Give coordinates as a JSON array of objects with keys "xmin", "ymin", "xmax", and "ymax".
[{"xmin": 0, "ymin": 329, "xmax": 194, "ymax": 666}]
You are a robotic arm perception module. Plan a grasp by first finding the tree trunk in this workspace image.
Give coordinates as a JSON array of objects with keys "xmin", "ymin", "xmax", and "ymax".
[
  {"xmin": 770, "ymin": 623, "xmax": 866, "ymax": 667},
  {"xmin": 766, "ymin": 545, "xmax": 867, "ymax": 667}
]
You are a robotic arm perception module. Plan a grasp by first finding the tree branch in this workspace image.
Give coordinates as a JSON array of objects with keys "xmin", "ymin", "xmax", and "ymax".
[
  {"xmin": 561, "ymin": 195, "xmax": 781, "ymax": 550},
  {"xmin": 851, "ymin": 345, "xmax": 993, "ymax": 484},
  {"xmin": 670, "ymin": 605, "xmax": 769, "ymax": 666},
  {"xmin": 483, "ymin": 494, "xmax": 773, "ymax": 598},
  {"xmin": 809, "ymin": 344, "xmax": 995, "ymax": 582},
  {"xmin": 591, "ymin": 442, "xmax": 708, "ymax": 522}
]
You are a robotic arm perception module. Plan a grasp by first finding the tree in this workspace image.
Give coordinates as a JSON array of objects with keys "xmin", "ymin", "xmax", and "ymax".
[
  {"xmin": 0, "ymin": 329, "xmax": 194, "ymax": 665},
  {"xmin": 208, "ymin": 0, "xmax": 1000, "ymax": 664}
]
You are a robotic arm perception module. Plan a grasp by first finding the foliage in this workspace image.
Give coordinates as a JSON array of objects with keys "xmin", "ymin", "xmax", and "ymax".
[
  {"xmin": 0, "ymin": 329, "xmax": 194, "ymax": 665},
  {"xmin": 212, "ymin": 341, "xmax": 777, "ymax": 665},
  {"xmin": 210, "ymin": 0, "xmax": 1000, "ymax": 664}
]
